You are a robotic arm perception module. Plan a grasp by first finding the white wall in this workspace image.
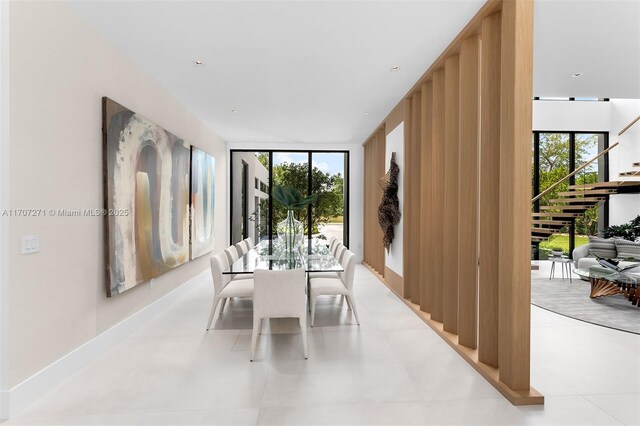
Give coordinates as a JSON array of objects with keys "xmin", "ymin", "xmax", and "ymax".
[
  {"xmin": 228, "ymin": 142, "xmax": 364, "ymax": 261},
  {"xmin": 5, "ymin": 0, "xmax": 227, "ymax": 392},
  {"xmin": 533, "ymin": 99, "xmax": 640, "ymax": 226},
  {"xmin": 0, "ymin": 0, "xmax": 11, "ymax": 416},
  {"xmin": 609, "ymin": 99, "xmax": 640, "ymax": 225},
  {"xmin": 384, "ymin": 123, "xmax": 403, "ymax": 276}
]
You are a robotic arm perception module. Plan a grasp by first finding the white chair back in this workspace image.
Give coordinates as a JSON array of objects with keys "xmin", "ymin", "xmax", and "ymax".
[
  {"xmin": 253, "ymin": 268, "xmax": 306, "ymax": 319},
  {"xmin": 235, "ymin": 241, "xmax": 248, "ymax": 257},
  {"xmin": 331, "ymin": 242, "xmax": 344, "ymax": 258},
  {"xmin": 210, "ymin": 253, "xmax": 231, "ymax": 295},
  {"xmin": 339, "ymin": 250, "xmax": 356, "ymax": 291},
  {"xmin": 244, "ymin": 237, "xmax": 255, "ymax": 250},
  {"xmin": 224, "ymin": 246, "xmax": 239, "ymax": 265},
  {"xmin": 335, "ymin": 245, "xmax": 347, "ymax": 263}
]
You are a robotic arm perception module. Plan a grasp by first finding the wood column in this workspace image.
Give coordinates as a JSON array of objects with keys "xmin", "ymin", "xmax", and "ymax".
[
  {"xmin": 458, "ymin": 35, "xmax": 481, "ymax": 349},
  {"xmin": 479, "ymin": 11, "xmax": 502, "ymax": 368},
  {"xmin": 405, "ymin": 92, "xmax": 422, "ymax": 304},
  {"xmin": 498, "ymin": 0, "xmax": 534, "ymax": 391},
  {"xmin": 430, "ymin": 69, "xmax": 445, "ymax": 323},
  {"xmin": 420, "ymin": 82, "xmax": 433, "ymax": 312},
  {"xmin": 443, "ymin": 56, "xmax": 460, "ymax": 333}
]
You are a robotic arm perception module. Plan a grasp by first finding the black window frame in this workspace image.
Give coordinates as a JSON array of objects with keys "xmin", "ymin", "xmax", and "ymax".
[
  {"xmin": 229, "ymin": 149, "xmax": 350, "ymax": 248},
  {"xmin": 531, "ymin": 130, "xmax": 609, "ymax": 259}
]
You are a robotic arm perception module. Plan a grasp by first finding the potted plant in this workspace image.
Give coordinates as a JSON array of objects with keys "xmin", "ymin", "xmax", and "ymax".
[
  {"xmin": 271, "ymin": 185, "xmax": 317, "ymax": 256},
  {"xmin": 550, "ymin": 247, "xmax": 564, "ymax": 257}
]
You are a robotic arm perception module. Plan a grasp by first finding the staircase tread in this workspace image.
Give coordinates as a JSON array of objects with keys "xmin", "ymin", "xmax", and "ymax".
[
  {"xmin": 532, "ymin": 212, "xmax": 582, "ymax": 218},
  {"xmin": 558, "ymin": 189, "xmax": 617, "ymax": 196},
  {"xmin": 547, "ymin": 197, "xmax": 606, "ymax": 203},
  {"xmin": 540, "ymin": 205, "xmax": 595, "ymax": 210}
]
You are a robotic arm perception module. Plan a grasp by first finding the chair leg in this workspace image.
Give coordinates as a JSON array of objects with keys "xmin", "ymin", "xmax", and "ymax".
[
  {"xmin": 299, "ymin": 316, "xmax": 308, "ymax": 359},
  {"xmin": 219, "ymin": 297, "xmax": 227, "ymax": 316},
  {"xmin": 345, "ymin": 294, "xmax": 352, "ymax": 311},
  {"xmin": 250, "ymin": 317, "xmax": 261, "ymax": 361},
  {"xmin": 347, "ymin": 295, "xmax": 360, "ymax": 325},
  {"xmin": 310, "ymin": 294, "xmax": 318, "ymax": 327},
  {"xmin": 206, "ymin": 295, "xmax": 220, "ymax": 330}
]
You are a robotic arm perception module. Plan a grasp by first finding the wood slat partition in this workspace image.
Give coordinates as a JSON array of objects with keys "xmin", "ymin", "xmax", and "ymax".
[
  {"xmin": 405, "ymin": 93, "xmax": 422, "ymax": 305},
  {"xmin": 443, "ymin": 55, "xmax": 460, "ymax": 334},
  {"xmin": 420, "ymin": 82, "xmax": 433, "ymax": 312},
  {"xmin": 458, "ymin": 35, "xmax": 481, "ymax": 349},
  {"xmin": 479, "ymin": 10, "xmax": 502, "ymax": 368},
  {"xmin": 361, "ymin": 0, "xmax": 541, "ymax": 406}
]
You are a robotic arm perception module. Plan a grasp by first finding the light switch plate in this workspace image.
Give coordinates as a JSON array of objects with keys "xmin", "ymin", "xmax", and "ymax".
[{"xmin": 21, "ymin": 235, "xmax": 40, "ymax": 254}]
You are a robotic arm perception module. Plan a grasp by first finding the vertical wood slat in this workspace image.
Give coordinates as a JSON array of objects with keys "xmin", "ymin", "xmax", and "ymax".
[
  {"xmin": 478, "ymin": 11, "xmax": 502, "ymax": 368},
  {"xmin": 407, "ymin": 92, "xmax": 422, "ymax": 305},
  {"xmin": 498, "ymin": 0, "xmax": 534, "ymax": 391},
  {"xmin": 458, "ymin": 35, "xmax": 481, "ymax": 349},
  {"xmin": 376, "ymin": 129, "xmax": 386, "ymax": 273},
  {"xmin": 420, "ymin": 82, "xmax": 433, "ymax": 312},
  {"xmin": 430, "ymin": 69, "xmax": 446, "ymax": 323},
  {"xmin": 443, "ymin": 55, "xmax": 460, "ymax": 333},
  {"xmin": 403, "ymin": 100, "xmax": 413, "ymax": 298}
]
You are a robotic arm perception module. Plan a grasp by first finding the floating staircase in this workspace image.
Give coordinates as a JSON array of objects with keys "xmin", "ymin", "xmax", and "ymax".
[
  {"xmin": 531, "ymin": 180, "xmax": 640, "ymax": 244},
  {"xmin": 531, "ymin": 115, "xmax": 640, "ymax": 246}
]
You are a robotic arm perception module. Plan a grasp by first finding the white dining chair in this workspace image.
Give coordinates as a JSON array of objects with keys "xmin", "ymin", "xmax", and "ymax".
[
  {"xmin": 251, "ymin": 268, "xmax": 308, "ymax": 361},
  {"xmin": 309, "ymin": 244, "xmax": 346, "ymax": 280},
  {"xmin": 309, "ymin": 250, "xmax": 359, "ymax": 327},
  {"xmin": 244, "ymin": 237, "xmax": 255, "ymax": 250},
  {"xmin": 224, "ymin": 246, "xmax": 239, "ymax": 265},
  {"xmin": 235, "ymin": 241, "xmax": 248, "ymax": 257},
  {"xmin": 331, "ymin": 242, "xmax": 344, "ymax": 258},
  {"xmin": 206, "ymin": 253, "xmax": 254, "ymax": 330}
]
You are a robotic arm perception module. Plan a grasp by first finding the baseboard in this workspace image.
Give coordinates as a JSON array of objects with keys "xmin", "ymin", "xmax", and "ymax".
[{"xmin": 1, "ymin": 270, "xmax": 207, "ymax": 420}]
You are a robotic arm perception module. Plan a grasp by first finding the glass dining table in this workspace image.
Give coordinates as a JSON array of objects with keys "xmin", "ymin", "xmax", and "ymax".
[{"xmin": 223, "ymin": 238, "xmax": 343, "ymax": 275}]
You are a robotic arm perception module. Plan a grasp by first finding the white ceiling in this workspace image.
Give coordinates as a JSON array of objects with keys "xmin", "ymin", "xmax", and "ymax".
[
  {"xmin": 67, "ymin": 0, "xmax": 639, "ymax": 145},
  {"xmin": 533, "ymin": 0, "xmax": 639, "ymax": 100}
]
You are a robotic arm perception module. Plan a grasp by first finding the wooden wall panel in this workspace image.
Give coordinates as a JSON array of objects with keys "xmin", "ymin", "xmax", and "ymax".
[
  {"xmin": 406, "ymin": 92, "xmax": 422, "ymax": 305},
  {"xmin": 420, "ymin": 81, "xmax": 433, "ymax": 312},
  {"xmin": 498, "ymin": 0, "xmax": 534, "ymax": 391},
  {"xmin": 458, "ymin": 35, "xmax": 481, "ymax": 349},
  {"xmin": 478, "ymin": 11, "xmax": 502, "ymax": 368},
  {"xmin": 430, "ymin": 69, "xmax": 445, "ymax": 323},
  {"xmin": 443, "ymin": 55, "xmax": 460, "ymax": 333}
]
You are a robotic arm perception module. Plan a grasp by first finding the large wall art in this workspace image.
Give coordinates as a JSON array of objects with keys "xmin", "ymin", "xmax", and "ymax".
[
  {"xmin": 190, "ymin": 147, "xmax": 216, "ymax": 259},
  {"xmin": 103, "ymin": 97, "xmax": 191, "ymax": 296}
]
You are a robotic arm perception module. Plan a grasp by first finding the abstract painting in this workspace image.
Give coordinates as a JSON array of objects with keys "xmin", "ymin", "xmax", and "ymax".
[
  {"xmin": 190, "ymin": 147, "xmax": 216, "ymax": 259},
  {"xmin": 103, "ymin": 97, "xmax": 190, "ymax": 296}
]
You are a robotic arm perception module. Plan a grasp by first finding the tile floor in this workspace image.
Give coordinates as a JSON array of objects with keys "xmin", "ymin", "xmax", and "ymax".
[{"xmin": 5, "ymin": 263, "xmax": 640, "ymax": 425}]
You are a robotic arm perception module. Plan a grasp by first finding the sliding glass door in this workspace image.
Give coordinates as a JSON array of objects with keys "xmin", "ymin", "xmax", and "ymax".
[{"xmin": 231, "ymin": 150, "xmax": 349, "ymax": 247}]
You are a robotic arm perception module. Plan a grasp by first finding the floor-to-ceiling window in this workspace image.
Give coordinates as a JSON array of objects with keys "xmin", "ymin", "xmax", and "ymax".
[
  {"xmin": 532, "ymin": 131, "xmax": 609, "ymax": 259},
  {"xmin": 230, "ymin": 150, "xmax": 349, "ymax": 247}
]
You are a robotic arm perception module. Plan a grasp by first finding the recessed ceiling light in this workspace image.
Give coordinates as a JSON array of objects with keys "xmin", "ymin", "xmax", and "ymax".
[
  {"xmin": 571, "ymin": 72, "xmax": 582, "ymax": 78},
  {"xmin": 364, "ymin": 112, "xmax": 370, "ymax": 115},
  {"xmin": 194, "ymin": 60, "xmax": 204, "ymax": 66},
  {"xmin": 390, "ymin": 66, "xmax": 400, "ymax": 71},
  {"xmin": 231, "ymin": 109, "xmax": 237, "ymax": 113}
]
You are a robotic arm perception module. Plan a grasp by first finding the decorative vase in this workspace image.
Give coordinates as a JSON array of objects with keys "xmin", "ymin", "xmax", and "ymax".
[{"xmin": 277, "ymin": 209, "xmax": 304, "ymax": 258}]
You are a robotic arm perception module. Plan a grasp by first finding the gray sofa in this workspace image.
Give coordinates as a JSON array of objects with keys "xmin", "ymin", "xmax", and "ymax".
[{"xmin": 572, "ymin": 243, "xmax": 640, "ymax": 276}]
